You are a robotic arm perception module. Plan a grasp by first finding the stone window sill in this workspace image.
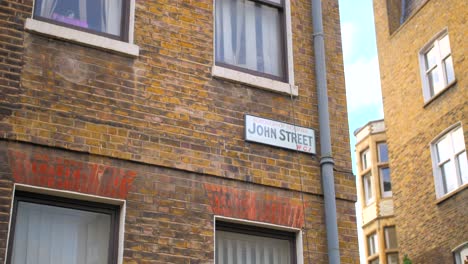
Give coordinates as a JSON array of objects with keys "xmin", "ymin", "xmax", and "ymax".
[
  {"xmin": 212, "ymin": 65, "xmax": 298, "ymax": 96},
  {"xmin": 25, "ymin": 18, "xmax": 139, "ymax": 57},
  {"xmin": 436, "ymin": 183, "xmax": 467, "ymax": 205}
]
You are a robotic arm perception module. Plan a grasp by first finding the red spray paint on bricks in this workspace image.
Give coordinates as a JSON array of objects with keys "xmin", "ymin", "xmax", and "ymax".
[
  {"xmin": 9, "ymin": 150, "xmax": 136, "ymax": 199},
  {"xmin": 204, "ymin": 183, "xmax": 304, "ymax": 228}
]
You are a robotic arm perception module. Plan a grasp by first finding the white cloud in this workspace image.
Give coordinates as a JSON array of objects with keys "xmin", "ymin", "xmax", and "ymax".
[{"xmin": 344, "ymin": 55, "xmax": 384, "ymax": 115}]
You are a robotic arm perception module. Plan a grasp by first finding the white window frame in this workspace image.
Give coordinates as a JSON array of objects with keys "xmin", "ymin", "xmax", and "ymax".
[
  {"xmin": 367, "ymin": 232, "xmax": 378, "ymax": 257},
  {"xmin": 25, "ymin": 0, "xmax": 139, "ymax": 57},
  {"xmin": 361, "ymin": 148, "xmax": 371, "ymax": 171},
  {"xmin": 377, "ymin": 142, "xmax": 388, "ymax": 163},
  {"xmin": 211, "ymin": 0, "xmax": 297, "ymax": 96},
  {"xmin": 430, "ymin": 123, "xmax": 467, "ymax": 198},
  {"xmin": 5, "ymin": 184, "xmax": 126, "ymax": 264},
  {"xmin": 419, "ymin": 29, "xmax": 455, "ymax": 102},
  {"xmin": 214, "ymin": 215, "xmax": 303, "ymax": 264},
  {"xmin": 379, "ymin": 167, "xmax": 392, "ymax": 198},
  {"xmin": 363, "ymin": 173, "xmax": 374, "ymax": 206},
  {"xmin": 453, "ymin": 242, "xmax": 468, "ymax": 264}
]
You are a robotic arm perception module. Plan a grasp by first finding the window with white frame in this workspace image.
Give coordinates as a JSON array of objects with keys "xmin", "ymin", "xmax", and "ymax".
[
  {"xmin": 215, "ymin": 221, "xmax": 297, "ymax": 264},
  {"xmin": 431, "ymin": 125, "xmax": 468, "ymax": 197},
  {"xmin": 420, "ymin": 31, "xmax": 455, "ymax": 101},
  {"xmin": 33, "ymin": 0, "xmax": 130, "ymax": 40},
  {"xmin": 453, "ymin": 242, "xmax": 468, "ymax": 264},
  {"xmin": 384, "ymin": 226, "xmax": 399, "ymax": 264},
  {"xmin": 384, "ymin": 226, "xmax": 398, "ymax": 249},
  {"xmin": 215, "ymin": 0, "xmax": 287, "ymax": 81},
  {"xmin": 380, "ymin": 167, "xmax": 392, "ymax": 197},
  {"xmin": 367, "ymin": 232, "xmax": 378, "ymax": 257},
  {"xmin": 378, "ymin": 143, "xmax": 388, "ymax": 163},
  {"xmin": 7, "ymin": 191, "xmax": 120, "ymax": 264},
  {"xmin": 363, "ymin": 173, "xmax": 374, "ymax": 205},
  {"xmin": 361, "ymin": 148, "xmax": 371, "ymax": 171}
]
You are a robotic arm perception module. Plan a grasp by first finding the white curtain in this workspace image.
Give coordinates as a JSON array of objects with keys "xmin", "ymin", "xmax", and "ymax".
[
  {"xmin": 78, "ymin": 0, "xmax": 87, "ymax": 21},
  {"xmin": 11, "ymin": 202, "xmax": 111, "ymax": 264},
  {"xmin": 40, "ymin": 0, "xmax": 58, "ymax": 18},
  {"xmin": 216, "ymin": 231, "xmax": 291, "ymax": 264},
  {"xmin": 102, "ymin": 0, "xmax": 123, "ymax": 36},
  {"xmin": 215, "ymin": 0, "xmax": 283, "ymax": 77}
]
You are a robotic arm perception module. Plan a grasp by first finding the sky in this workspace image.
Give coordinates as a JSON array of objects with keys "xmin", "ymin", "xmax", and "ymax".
[
  {"xmin": 338, "ymin": 2, "xmax": 384, "ymax": 262},
  {"xmin": 338, "ymin": 0, "xmax": 385, "ymax": 174}
]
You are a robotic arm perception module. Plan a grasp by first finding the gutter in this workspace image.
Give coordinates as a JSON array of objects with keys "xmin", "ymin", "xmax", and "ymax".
[{"xmin": 311, "ymin": 0, "xmax": 341, "ymax": 263}]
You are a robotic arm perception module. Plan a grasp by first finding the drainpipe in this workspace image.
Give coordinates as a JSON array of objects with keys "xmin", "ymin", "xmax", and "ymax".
[{"xmin": 311, "ymin": 0, "xmax": 341, "ymax": 263}]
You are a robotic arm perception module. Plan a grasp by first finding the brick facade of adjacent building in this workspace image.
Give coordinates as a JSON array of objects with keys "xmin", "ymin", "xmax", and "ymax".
[
  {"xmin": 0, "ymin": 0, "xmax": 357, "ymax": 263},
  {"xmin": 374, "ymin": 0, "xmax": 467, "ymax": 262}
]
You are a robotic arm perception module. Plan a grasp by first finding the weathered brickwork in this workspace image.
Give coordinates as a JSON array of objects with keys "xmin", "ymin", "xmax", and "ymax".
[
  {"xmin": 374, "ymin": 0, "xmax": 468, "ymax": 262},
  {"xmin": 0, "ymin": 0, "xmax": 357, "ymax": 262}
]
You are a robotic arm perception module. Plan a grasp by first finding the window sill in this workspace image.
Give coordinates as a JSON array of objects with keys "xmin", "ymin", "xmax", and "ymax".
[
  {"xmin": 423, "ymin": 79, "xmax": 457, "ymax": 108},
  {"xmin": 436, "ymin": 183, "xmax": 467, "ymax": 205},
  {"xmin": 25, "ymin": 18, "xmax": 139, "ymax": 57},
  {"xmin": 212, "ymin": 65, "xmax": 298, "ymax": 96}
]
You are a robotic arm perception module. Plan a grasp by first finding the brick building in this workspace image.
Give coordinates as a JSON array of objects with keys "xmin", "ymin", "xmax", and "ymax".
[
  {"xmin": 0, "ymin": 0, "xmax": 358, "ymax": 263},
  {"xmin": 354, "ymin": 120, "xmax": 398, "ymax": 264},
  {"xmin": 373, "ymin": 0, "xmax": 467, "ymax": 263}
]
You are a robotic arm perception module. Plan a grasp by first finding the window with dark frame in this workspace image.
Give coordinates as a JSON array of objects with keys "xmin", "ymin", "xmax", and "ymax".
[
  {"xmin": 7, "ymin": 191, "xmax": 120, "ymax": 264},
  {"xmin": 215, "ymin": 221, "xmax": 297, "ymax": 264},
  {"xmin": 215, "ymin": 0, "xmax": 287, "ymax": 81},
  {"xmin": 33, "ymin": 0, "xmax": 130, "ymax": 41}
]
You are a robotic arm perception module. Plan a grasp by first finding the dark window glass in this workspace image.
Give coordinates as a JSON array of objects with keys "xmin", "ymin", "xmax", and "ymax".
[
  {"xmin": 33, "ymin": 0, "xmax": 128, "ymax": 40},
  {"xmin": 7, "ymin": 192, "xmax": 120, "ymax": 264},
  {"xmin": 215, "ymin": 0, "xmax": 286, "ymax": 81}
]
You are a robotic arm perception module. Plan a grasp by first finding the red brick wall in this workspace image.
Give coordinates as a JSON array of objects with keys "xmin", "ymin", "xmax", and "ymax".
[{"xmin": 0, "ymin": 0, "xmax": 358, "ymax": 262}]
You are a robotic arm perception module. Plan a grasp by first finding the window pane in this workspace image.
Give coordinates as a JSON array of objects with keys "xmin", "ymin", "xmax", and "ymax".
[
  {"xmin": 11, "ymin": 201, "xmax": 111, "ymax": 264},
  {"xmin": 216, "ymin": 230, "xmax": 291, "ymax": 264},
  {"xmin": 367, "ymin": 233, "xmax": 378, "ymax": 256},
  {"xmin": 452, "ymin": 127, "xmax": 465, "ymax": 153},
  {"xmin": 441, "ymin": 161, "xmax": 457, "ymax": 194},
  {"xmin": 387, "ymin": 253, "xmax": 399, "ymax": 264},
  {"xmin": 385, "ymin": 226, "xmax": 398, "ymax": 249},
  {"xmin": 424, "ymin": 46, "xmax": 437, "ymax": 69},
  {"xmin": 215, "ymin": 0, "xmax": 284, "ymax": 78},
  {"xmin": 439, "ymin": 35, "xmax": 451, "ymax": 58},
  {"xmin": 457, "ymin": 151, "xmax": 468, "ymax": 184},
  {"xmin": 362, "ymin": 149, "xmax": 371, "ymax": 170},
  {"xmin": 364, "ymin": 174, "xmax": 373, "ymax": 204},
  {"xmin": 436, "ymin": 135, "xmax": 452, "ymax": 163},
  {"xmin": 378, "ymin": 143, "xmax": 389, "ymax": 162},
  {"xmin": 444, "ymin": 56, "xmax": 455, "ymax": 84},
  {"xmin": 427, "ymin": 67, "xmax": 443, "ymax": 96},
  {"xmin": 34, "ymin": 0, "xmax": 123, "ymax": 37},
  {"xmin": 370, "ymin": 259, "xmax": 380, "ymax": 264},
  {"xmin": 380, "ymin": 167, "xmax": 392, "ymax": 196}
]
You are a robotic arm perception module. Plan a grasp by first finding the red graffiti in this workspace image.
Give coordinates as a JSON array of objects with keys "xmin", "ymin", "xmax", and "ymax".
[
  {"xmin": 204, "ymin": 183, "xmax": 304, "ymax": 228},
  {"xmin": 8, "ymin": 150, "xmax": 136, "ymax": 199}
]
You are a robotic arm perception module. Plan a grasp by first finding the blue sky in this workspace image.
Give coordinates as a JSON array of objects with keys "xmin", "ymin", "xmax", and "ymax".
[{"xmin": 338, "ymin": 0, "xmax": 384, "ymax": 173}]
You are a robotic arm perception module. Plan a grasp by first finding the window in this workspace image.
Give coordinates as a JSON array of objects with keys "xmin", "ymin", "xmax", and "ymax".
[
  {"xmin": 367, "ymin": 233, "xmax": 378, "ymax": 256},
  {"xmin": 369, "ymin": 259, "xmax": 380, "ymax": 264},
  {"xmin": 215, "ymin": 221, "xmax": 296, "ymax": 264},
  {"xmin": 420, "ymin": 32, "xmax": 455, "ymax": 101},
  {"xmin": 7, "ymin": 191, "xmax": 120, "ymax": 264},
  {"xmin": 215, "ymin": 0, "xmax": 287, "ymax": 81},
  {"xmin": 33, "ymin": 0, "xmax": 129, "ymax": 40},
  {"xmin": 361, "ymin": 148, "xmax": 371, "ymax": 171},
  {"xmin": 378, "ymin": 143, "xmax": 388, "ymax": 163},
  {"xmin": 453, "ymin": 242, "xmax": 468, "ymax": 264},
  {"xmin": 384, "ymin": 226, "xmax": 398, "ymax": 249},
  {"xmin": 431, "ymin": 125, "xmax": 467, "ymax": 197},
  {"xmin": 363, "ymin": 173, "xmax": 374, "ymax": 205},
  {"xmin": 387, "ymin": 253, "xmax": 399, "ymax": 264},
  {"xmin": 380, "ymin": 167, "xmax": 392, "ymax": 197}
]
